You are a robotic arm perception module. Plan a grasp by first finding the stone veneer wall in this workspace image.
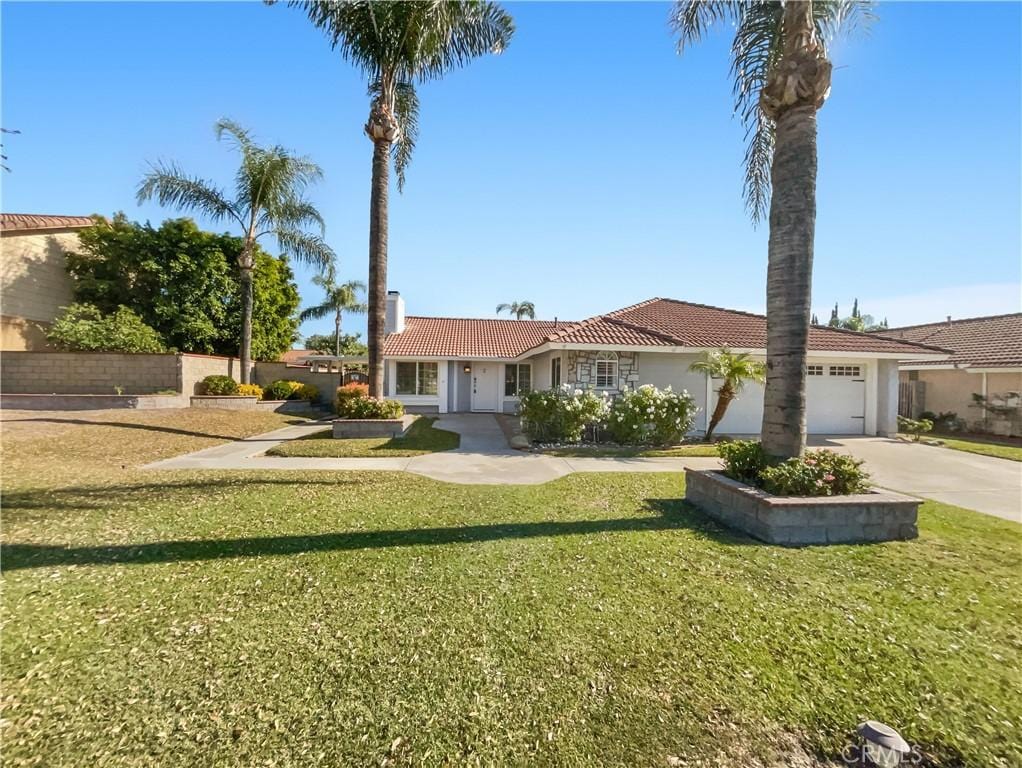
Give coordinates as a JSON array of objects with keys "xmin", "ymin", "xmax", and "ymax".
[{"xmin": 564, "ymin": 350, "xmax": 639, "ymax": 392}]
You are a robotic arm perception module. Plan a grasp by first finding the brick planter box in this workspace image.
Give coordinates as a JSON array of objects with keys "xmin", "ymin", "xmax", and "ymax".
[
  {"xmin": 255, "ymin": 399, "xmax": 313, "ymax": 414},
  {"xmin": 684, "ymin": 469, "xmax": 920, "ymax": 545},
  {"xmin": 190, "ymin": 395, "xmax": 260, "ymax": 409},
  {"xmin": 333, "ymin": 414, "xmax": 416, "ymax": 439}
]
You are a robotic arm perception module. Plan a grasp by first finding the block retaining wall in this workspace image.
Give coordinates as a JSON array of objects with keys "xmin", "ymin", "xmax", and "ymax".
[{"xmin": 684, "ymin": 469, "xmax": 920, "ymax": 545}]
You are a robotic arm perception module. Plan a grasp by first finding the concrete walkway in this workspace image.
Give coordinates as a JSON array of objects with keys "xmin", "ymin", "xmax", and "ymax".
[
  {"xmin": 144, "ymin": 413, "xmax": 719, "ymax": 485},
  {"xmin": 146, "ymin": 416, "xmax": 1022, "ymax": 519}
]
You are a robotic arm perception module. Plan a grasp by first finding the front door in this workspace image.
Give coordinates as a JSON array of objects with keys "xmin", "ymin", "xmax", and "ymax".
[{"xmin": 471, "ymin": 363, "xmax": 499, "ymax": 412}]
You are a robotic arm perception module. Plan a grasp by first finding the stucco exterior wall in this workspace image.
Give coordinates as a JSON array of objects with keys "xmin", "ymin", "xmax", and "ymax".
[{"xmin": 0, "ymin": 228, "xmax": 81, "ymax": 350}]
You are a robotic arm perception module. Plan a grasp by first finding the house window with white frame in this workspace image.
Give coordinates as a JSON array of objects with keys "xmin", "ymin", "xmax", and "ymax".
[
  {"xmin": 829, "ymin": 365, "xmax": 861, "ymax": 377},
  {"xmin": 595, "ymin": 351, "xmax": 618, "ymax": 389},
  {"xmin": 550, "ymin": 357, "xmax": 561, "ymax": 388},
  {"xmin": 505, "ymin": 363, "xmax": 531, "ymax": 397},
  {"xmin": 396, "ymin": 362, "xmax": 438, "ymax": 395}
]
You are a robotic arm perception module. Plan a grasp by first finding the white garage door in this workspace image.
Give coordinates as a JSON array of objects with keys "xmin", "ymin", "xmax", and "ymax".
[
  {"xmin": 806, "ymin": 364, "xmax": 865, "ymax": 434},
  {"xmin": 710, "ymin": 363, "xmax": 866, "ymax": 436}
]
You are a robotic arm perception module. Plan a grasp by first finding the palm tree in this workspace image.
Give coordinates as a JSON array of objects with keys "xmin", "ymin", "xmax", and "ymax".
[
  {"xmin": 137, "ymin": 119, "xmax": 333, "ymax": 383},
  {"xmin": 281, "ymin": 1, "xmax": 514, "ymax": 396},
  {"xmin": 690, "ymin": 349, "xmax": 766, "ymax": 441},
  {"xmin": 300, "ymin": 272, "xmax": 368, "ymax": 356},
  {"xmin": 496, "ymin": 300, "xmax": 535, "ymax": 320},
  {"xmin": 672, "ymin": 0, "xmax": 872, "ymax": 459}
]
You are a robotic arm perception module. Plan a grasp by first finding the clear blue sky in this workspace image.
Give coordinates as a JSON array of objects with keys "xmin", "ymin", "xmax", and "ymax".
[{"xmin": 3, "ymin": 1, "xmax": 1020, "ymax": 344}]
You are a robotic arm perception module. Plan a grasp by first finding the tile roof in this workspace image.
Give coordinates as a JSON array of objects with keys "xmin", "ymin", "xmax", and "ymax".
[
  {"xmin": 875, "ymin": 313, "xmax": 1022, "ymax": 368},
  {"xmin": 279, "ymin": 349, "xmax": 323, "ymax": 365},
  {"xmin": 0, "ymin": 213, "xmax": 96, "ymax": 233},
  {"xmin": 383, "ymin": 298, "xmax": 949, "ymax": 359},
  {"xmin": 604, "ymin": 298, "xmax": 948, "ymax": 355},
  {"xmin": 384, "ymin": 317, "xmax": 570, "ymax": 358}
]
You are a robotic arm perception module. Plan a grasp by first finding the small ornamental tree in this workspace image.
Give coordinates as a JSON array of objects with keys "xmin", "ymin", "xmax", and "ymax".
[
  {"xmin": 46, "ymin": 303, "xmax": 165, "ymax": 353},
  {"xmin": 690, "ymin": 349, "xmax": 766, "ymax": 441}
]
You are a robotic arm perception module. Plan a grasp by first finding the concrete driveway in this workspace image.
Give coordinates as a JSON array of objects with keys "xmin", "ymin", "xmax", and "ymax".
[{"xmin": 811, "ymin": 436, "xmax": 1022, "ymax": 523}]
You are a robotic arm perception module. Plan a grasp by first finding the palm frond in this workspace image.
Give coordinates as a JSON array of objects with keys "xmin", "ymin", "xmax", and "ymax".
[
  {"xmin": 274, "ymin": 229, "xmax": 335, "ymax": 269},
  {"xmin": 299, "ymin": 301, "xmax": 334, "ymax": 323},
  {"xmin": 136, "ymin": 162, "xmax": 241, "ymax": 226},
  {"xmin": 261, "ymin": 195, "xmax": 326, "ymax": 236},
  {"xmin": 369, "ymin": 78, "xmax": 420, "ymax": 191}
]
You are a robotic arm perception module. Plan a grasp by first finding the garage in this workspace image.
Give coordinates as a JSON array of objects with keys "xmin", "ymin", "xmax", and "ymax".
[{"xmin": 715, "ymin": 362, "xmax": 867, "ymax": 436}]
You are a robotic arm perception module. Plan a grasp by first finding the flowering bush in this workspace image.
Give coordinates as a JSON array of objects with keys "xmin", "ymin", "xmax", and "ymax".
[
  {"xmin": 264, "ymin": 379, "xmax": 305, "ymax": 400},
  {"xmin": 335, "ymin": 383, "xmax": 403, "ymax": 419},
  {"xmin": 296, "ymin": 383, "xmax": 320, "ymax": 402},
  {"xmin": 718, "ymin": 439, "xmax": 770, "ymax": 484},
  {"xmin": 237, "ymin": 383, "xmax": 264, "ymax": 398},
  {"xmin": 719, "ymin": 440, "xmax": 870, "ymax": 496},
  {"xmin": 519, "ymin": 385, "xmax": 610, "ymax": 443},
  {"xmin": 759, "ymin": 450, "xmax": 870, "ymax": 496},
  {"xmin": 606, "ymin": 385, "xmax": 697, "ymax": 445}
]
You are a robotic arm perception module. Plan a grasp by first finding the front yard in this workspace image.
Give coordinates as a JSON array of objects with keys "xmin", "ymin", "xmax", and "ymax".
[
  {"xmin": 2, "ymin": 409, "xmax": 1020, "ymax": 766},
  {"xmin": 266, "ymin": 416, "xmax": 460, "ymax": 458}
]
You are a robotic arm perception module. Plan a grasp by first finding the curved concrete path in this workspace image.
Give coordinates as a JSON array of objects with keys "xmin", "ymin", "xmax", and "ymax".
[{"xmin": 144, "ymin": 413, "xmax": 719, "ymax": 485}]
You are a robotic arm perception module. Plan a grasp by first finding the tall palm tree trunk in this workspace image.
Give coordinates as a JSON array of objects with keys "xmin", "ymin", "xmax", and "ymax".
[
  {"xmin": 367, "ymin": 138, "xmax": 389, "ymax": 397},
  {"xmin": 238, "ymin": 262, "xmax": 254, "ymax": 385},
  {"xmin": 759, "ymin": 0, "xmax": 831, "ymax": 459},
  {"xmin": 334, "ymin": 306, "xmax": 342, "ymax": 358}
]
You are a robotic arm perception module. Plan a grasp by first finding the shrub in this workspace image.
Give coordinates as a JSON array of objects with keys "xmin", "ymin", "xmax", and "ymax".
[
  {"xmin": 759, "ymin": 450, "xmax": 870, "ymax": 496},
  {"xmin": 718, "ymin": 439, "xmax": 771, "ymax": 484},
  {"xmin": 336, "ymin": 383, "xmax": 370, "ymax": 414},
  {"xmin": 606, "ymin": 385, "xmax": 697, "ymax": 446},
  {"xmin": 46, "ymin": 303, "xmax": 165, "ymax": 354},
  {"xmin": 296, "ymin": 383, "xmax": 319, "ymax": 402},
  {"xmin": 919, "ymin": 410, "xmax": 965, "ymax": 432},
  {"xmin": 335, "ymin": 383, "xmax": 403, "ymax": 419},
  {"xmin": 201, "ymin": 375, "xmax": 239, "ymax": 396},
  {"xmin": 519, "ymin": 386, "xmax": 610, "ymax": 443},
  {"xmin": 237, "ymin": 383, "xmax": 263, "ymax": 398},
  {"xmin": 898, "ymin": 415, "xmax": 933, "ymax": 441},
  {"xmin": 264, "ymin": 379, "xmax": 303, "ymax": 401}
]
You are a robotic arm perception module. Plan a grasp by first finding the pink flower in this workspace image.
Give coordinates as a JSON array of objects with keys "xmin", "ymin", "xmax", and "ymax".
[
  {"xmin": 805, "ymin": 459, "xmax": 817, "ymax": 466},
  {"xmin": 823, "ymin": 473, "xmax": 836, "ymax": 482}
]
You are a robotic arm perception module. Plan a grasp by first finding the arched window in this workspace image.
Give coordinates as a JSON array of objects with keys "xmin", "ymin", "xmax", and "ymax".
[{"xmin": 595, "ymin": 351, "xmax": 618, "ymax": 389}]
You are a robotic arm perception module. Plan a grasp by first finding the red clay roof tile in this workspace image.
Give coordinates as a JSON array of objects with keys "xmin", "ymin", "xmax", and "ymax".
[
  {"xmin": 0, "ymin": 213, "xmax": 96, "ymax": 232},
  {"xmin": 876, "ymin": 313, "xmax": 1022, "ymax": 368}
]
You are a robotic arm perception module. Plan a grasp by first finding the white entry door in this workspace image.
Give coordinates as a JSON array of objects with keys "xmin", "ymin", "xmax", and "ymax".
[{"xmin": 471, "ymin": 363, "xmax": 499, "ymax": 412}]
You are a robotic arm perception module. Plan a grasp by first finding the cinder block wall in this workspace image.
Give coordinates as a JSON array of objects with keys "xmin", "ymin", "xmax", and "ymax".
[
  {"xmin": 254, "ymin": 362, "xmax": 342, "ymax": 400},
  {"xmin": 0, "ymin": 352, "xmax": 179, "ymax": 394},
  {"xmin": 179, "ymin": 354, "xmax": 253, "ymax": 395}
]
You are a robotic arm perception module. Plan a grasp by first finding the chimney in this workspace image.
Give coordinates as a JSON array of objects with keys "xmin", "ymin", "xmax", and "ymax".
[
  {"xmin": 385, "ymin": 291, "xmax": 405, "ymax": 335},
  {"xmin": 946, "ymin": 315, "xmax": 952, "ymax": 328}
]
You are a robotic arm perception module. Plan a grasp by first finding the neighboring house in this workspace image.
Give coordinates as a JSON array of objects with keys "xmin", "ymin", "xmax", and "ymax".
[
  {"xmin": 1, "ymin": 213, "xmax": 94, "ymax": 351},
  {"xmin": 381, "ymin": 292, "xmax": 946, "ymax": 436},
  {"xmin": 878, "ymin": 313, "xmax": 1022, "ymax": 434},
  {"xmin": 279, "ymin": 349, "xmax": 321, "ymax": 366}
]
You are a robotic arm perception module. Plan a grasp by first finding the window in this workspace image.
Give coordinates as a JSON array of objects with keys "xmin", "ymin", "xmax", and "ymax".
[
  {"xmin": 505, "ymin": 363, "xmax": 531, "ymax": 397},
  {"xmin": 807, "ymin": 365, "xmax": 824, "ymax": 376},
  {"xmin": 829, "ymin": 365, "xmax": 861, "ymax": 377},
  {"xmin": 550, "ymin": 357, "xmax": 561, "ymax": 388},
  {"xmin": 396, "ymin": 362, "xmax": 438, "ymax": 395},
  {"xmin": 595, "ymin": 351, "xmax": 618, "ymax": 389}
]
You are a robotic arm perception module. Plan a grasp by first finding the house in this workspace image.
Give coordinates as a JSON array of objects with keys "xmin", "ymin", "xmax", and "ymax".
[
  {"xmin": 0, "ymin": 213, "xmax": 94, "ymax": 351},
  {"xmin": 878, "ymin": 313, "xmax": 1022, "ymax": 435},
  {"xmin": 381, "ymin": 292, "xmax": 947, "ymax": 436}
]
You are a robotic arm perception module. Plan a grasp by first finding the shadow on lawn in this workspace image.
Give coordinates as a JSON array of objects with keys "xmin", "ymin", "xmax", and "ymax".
[{"xmin": 2, "ymin": 499, "xmax": 755, "ymax": 571}]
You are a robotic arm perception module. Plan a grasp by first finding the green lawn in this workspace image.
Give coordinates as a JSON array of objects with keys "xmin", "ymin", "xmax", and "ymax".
[
  {"xmin": 934, "ymin": 435, "xmax": 1022, "ymax": 462},
  {"xmin": 2, "ymin": 410, "xmax": 1021, "ymax": 766},
  {"xmin": 541, "ymin": 443, "xmax": 719, "ymax": 458},
  {"xmin": 266, "ymin": 416, "xmax": 460, "ymax": 458}
]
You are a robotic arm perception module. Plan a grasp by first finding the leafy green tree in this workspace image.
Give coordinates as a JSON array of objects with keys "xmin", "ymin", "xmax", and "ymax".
[
  {"xmin": 496, "ymin": 301, "xmax": 535, "ymax": 320},
  {"xmin": 300, "ymin": 272, "xmax": 367, "ymax": 356},
  {"xmin": 305, "ymin": 332, "xmax": 368, "ymax": 356},
  {"xmin": 690, "ymin": 348, "xmax": 767, "ymax": 441},
  {"xmin": 281, "ymin": 1, "xmax": 514, "ymax": 396},
  {"xmin": 672, "ymin": 1, "xmax": 872, "ymax": 458},
  {"xmin": 826, "ymin": 299, "xmax": 888, "ymax": 331},
  {"xmin": 64, "ymin": 214, "xmax": 300, "ymax": 360},
  {"xmin": 137, "ymin": 119, "xmax": 333, "ymax": 382},
  {"xmin": 46, "ymin": 303, "xmax": 165, "ymax": 353}
]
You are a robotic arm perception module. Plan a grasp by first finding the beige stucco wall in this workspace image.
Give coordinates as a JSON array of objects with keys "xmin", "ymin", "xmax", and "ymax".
[
  {"xmin": 900, "ymin": 368, "xmax": 1022, "ymax": 425},
  {"xmin": 0, "ymin": 229, "xmax": 80, "ymax": 350}
]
